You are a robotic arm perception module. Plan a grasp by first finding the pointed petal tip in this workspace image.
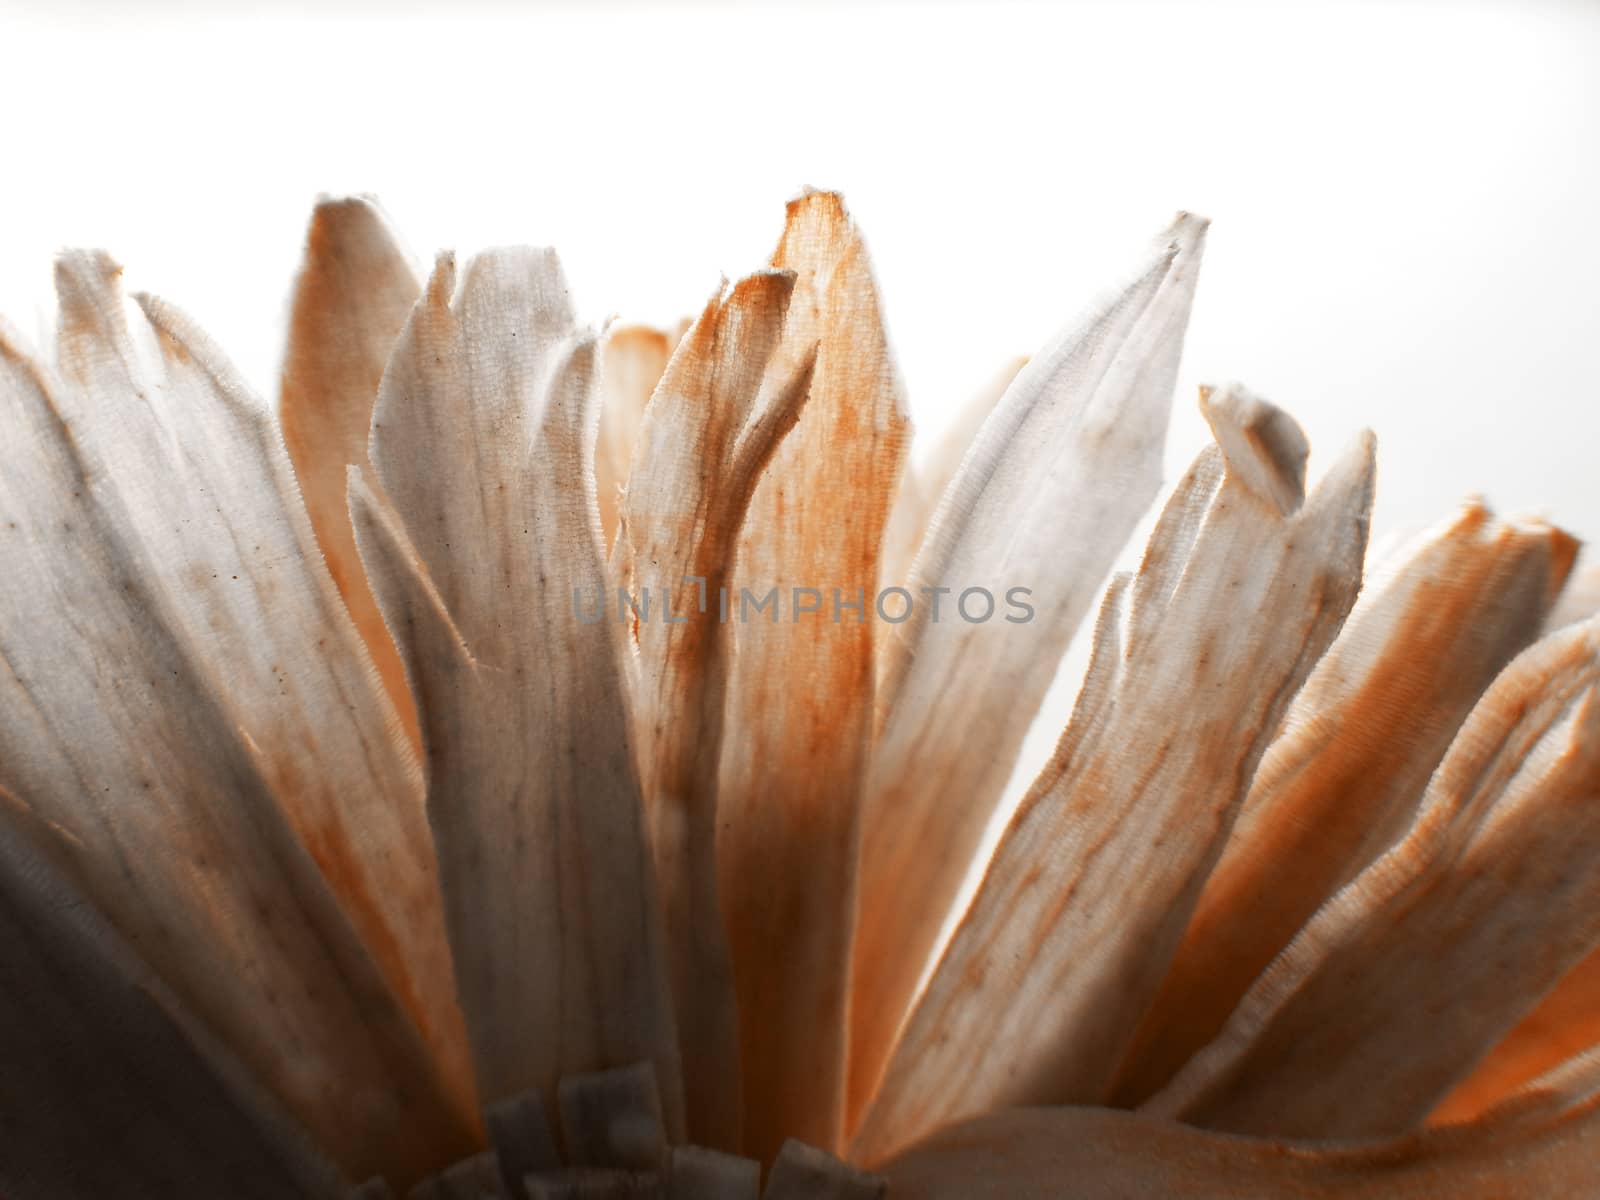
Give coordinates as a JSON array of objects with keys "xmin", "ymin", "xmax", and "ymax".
[
  {"xmin": 424, "ymin": 251, "xmax": 458, "ymax": 306},
  {"xmin": 1312, "ymin": 426, "xmax": 1379, "ymax": 514}
]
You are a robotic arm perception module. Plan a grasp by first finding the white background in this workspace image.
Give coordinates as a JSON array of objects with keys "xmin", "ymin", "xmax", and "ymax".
[{"xmin": 3, "ymin": 0, "xmax": 1597, "ymax": 806}]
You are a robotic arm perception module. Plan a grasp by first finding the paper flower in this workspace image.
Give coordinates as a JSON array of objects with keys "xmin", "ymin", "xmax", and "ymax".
[{"xmin": 1, "ymin": 192, "xmax": 1596, "ymax": 1199}]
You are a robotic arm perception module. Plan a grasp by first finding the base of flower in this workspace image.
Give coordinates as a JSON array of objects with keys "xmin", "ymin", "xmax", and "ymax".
[{"xmin": 352, "ymin": 1061, "xmax": 886, "ymax": 1199}]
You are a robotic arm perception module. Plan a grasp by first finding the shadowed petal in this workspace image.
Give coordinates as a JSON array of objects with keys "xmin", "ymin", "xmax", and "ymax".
[
  {"xmin": 359, "ymin": 250, "xmax": 684, "ymax": 1136},
  {"xmin": 0, "ymin": 311, "xmax": 475, "ymax": 1185},
  {"xmin": 612, "ymin": 268, "xmax": 814, "ymax": 1149},
  {"xmin": 1113, "ymin": 501, "xmax": 1577, "ymax": 1104},
  {"xmin": 1149, "ymin": 617, "xmax": 1600, "ymax": 1138},
  {"xmin": 848, "ymin": 215, "xmax": 1206, "ymax": 1125},
  {"xmin": 1433, "ymin": 945, "xmax": 1600, "ymax": 1125},
  {"xmin": 715, "ymin": 192, "xmax": 911, "ymax": 1161},
  {"xmin": 279, "ymin": 195, "xmax": 423, "ymax": 748},
  {"xmin": 881, "ymin": 1101, "xmax": 1600, "ymax": 1198},
  {"xmin": 853, "ymin": 385, "xmax": 1374, "ymax": 1164},
  {"xmin": 0, "ymin": 810, "xmax": 344, "ymax": 1200},
  {"xmin": 1473, "ymin": 1044, "xmax": 1600, "ymax": 1127}
]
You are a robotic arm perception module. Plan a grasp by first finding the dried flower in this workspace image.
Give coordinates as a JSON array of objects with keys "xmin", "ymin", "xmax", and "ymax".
[{"xmin": 1, "ymin": 191, "xmax": 1597, "ymax": 1200}]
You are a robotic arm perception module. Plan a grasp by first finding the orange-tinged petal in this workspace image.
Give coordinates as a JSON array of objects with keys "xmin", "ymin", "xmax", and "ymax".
[
  {"xmin": 279, "ymin": 195, "xmax": 422, "ymax": 751},
  {"xmin": 1149, "ymin": 617, "xmax": 1600, "ymax": 1138},
  {"xmin": 613, "ymin": 268, "xmax": 814, "ymax": 1149},
  {"xmin": 1113, "ymin": 501, "xmax": 1577, "ymax": 1104},
  {"xmin": 852, "ymin": 386, "xmax": 1374, "ymax": 1165},
  {"xmin": 881, "ymin": 1100, "xmax": 1600, "ymax": 1198},
  {"xmin": 1433, "ymin": 946, "xmax": 1600, "ymax": 1125},
  {"xmin": 716, "ymin": 192, "xmax": 911, "ymax": 1161},
  {"xmin": 595, "ymin": 323, "xmax": 675, "ymax": 551}
]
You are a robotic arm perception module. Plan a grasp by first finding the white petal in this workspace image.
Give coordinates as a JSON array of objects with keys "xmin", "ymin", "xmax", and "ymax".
[
  {"xmin": 0, "ymin": 304, "xmax": 474, "ymax": 1185},
  {"xmin": 358, "ymin": 249, "xmax": 683, "ymax": 1135},
  {"xmin": 877, "ymin": 355, "xmax": 1024, "ymax": 593},
  {"xmin": 848, "ymin": 215, "xmax": 1206, "ymax": 1122}
]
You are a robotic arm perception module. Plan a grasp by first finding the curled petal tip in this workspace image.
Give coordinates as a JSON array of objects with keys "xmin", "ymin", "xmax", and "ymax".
[{"xmin": 1199, "ymin": 381, "xmax": 1310, "ymax": 516}]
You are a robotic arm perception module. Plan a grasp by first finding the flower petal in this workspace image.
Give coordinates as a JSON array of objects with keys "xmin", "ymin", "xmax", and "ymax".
[
  {"xmin": 1546, "ymin": 561, "xmax": 1600, "ymax": 632},
  {"xmin": 1481, "ymin": 1044, "xmax": 1600, "ymax": 1127},
  {"xmin": 279, "ymin": 195, "xmax": 423, "ymax": 748},
  {"xmin": 1148, "ymin": 617, "xmax": 1600, "ymax": 1137},
  {"xmin": 880, "ymin": 1101, "xmax": 1600, "ymax": 1198},
  {"xmin": 357, "ymin": 249, "xmax": 683, "ymax": 1134},
  {"xmin": 1433, "ymin": 946, "xmax": 1600, "ymax": 1125},
  {"xmin": 877, "ymin": 355, "xmax": 1025, "ymax": 593},
  {"xmin": 0, "ymin": 805, "xmax": 344, "ymax": 1200},
  {"xmin": 0, "ymin": 282, "xmax": 476, "ymax": 1183},
  {"xmin": 595, "ymin": 323, "xmax": 678, "ymax": 551},
  {"xmin": 848, "ymin": 215, "xmax": 1206, "ymax": 1122},
  {"xmin": 715, "ymin": 192, "xmax": 911, "ymax": 1160},
  {"xmin": 1112, "ymin": 501, "xmax": 1577, "ymax": 1104},
  {"xmin": 764, "ymin": 1139, "xmax": 886, "ymax": 1198},
  {"xmin": 852, "ymin": 385, "xmax": 1374, "ymax": 1164},
  {"xmin": 612, "ymin": 268, "xmax": 815, "ymax": 1149}
]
